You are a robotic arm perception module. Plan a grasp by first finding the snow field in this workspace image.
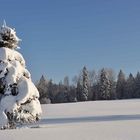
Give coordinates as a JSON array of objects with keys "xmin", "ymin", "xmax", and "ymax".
[{"xmin": 0, "ymin": 99, "xmax": 140, "ymax": 140}]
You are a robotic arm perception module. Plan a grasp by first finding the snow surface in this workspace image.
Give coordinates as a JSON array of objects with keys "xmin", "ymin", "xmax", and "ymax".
[{"xmin": 0, "ymin": 99, "xmax": 140, "ymax": 140}]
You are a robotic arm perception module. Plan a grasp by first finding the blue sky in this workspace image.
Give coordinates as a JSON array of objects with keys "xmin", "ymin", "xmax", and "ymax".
[{"xmin": 0, "ymin": 0, "xmax": 140, "ymax": 82}]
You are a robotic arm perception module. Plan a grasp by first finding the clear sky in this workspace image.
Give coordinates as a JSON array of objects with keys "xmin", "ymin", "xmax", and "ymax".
[{"xmin": 0, "ymin": 0, "xmax": 140, "ymax": 83}]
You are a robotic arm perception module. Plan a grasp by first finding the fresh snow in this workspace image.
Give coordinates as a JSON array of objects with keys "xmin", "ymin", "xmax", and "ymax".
[
  {"xmin": 0, "ymin": 99, "xmax": 140, "ymax": 140},
  {"xmin": 0, "ymin": 47, "xmax": 25, "ymax": 67},
  {"xmin": 16, "ymin": 76, "xmax": 39, "ymax": 104}
]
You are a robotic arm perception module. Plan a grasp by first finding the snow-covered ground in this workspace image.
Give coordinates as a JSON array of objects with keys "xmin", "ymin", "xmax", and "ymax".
[{"xmin": 0, "ymin": 99, "xmax": 140, "ymax": 140}]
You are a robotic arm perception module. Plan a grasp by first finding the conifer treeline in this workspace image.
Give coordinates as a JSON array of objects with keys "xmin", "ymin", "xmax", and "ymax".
[{"xmin": 36, "ymin": 67, "xmax": 140, "ymax": 104}]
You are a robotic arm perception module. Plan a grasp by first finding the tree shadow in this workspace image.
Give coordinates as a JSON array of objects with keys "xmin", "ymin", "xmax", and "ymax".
[{"xmin": 39, "ymin": 114, "xmax": 140, "ymax": 125}]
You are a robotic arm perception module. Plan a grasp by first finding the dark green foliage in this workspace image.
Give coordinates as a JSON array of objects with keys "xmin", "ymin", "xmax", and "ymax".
[
  {"xmin": 124, "ymin": 73, "xmax": 135, "ymax": 99},
  {"xmin": 134, "ymin": 72, "xmax": 140, "ymax": 98},
  {"xmin": 116, "ymin": 70, "xmax": 126, "ymax": 99},
  {"xmin": 76, "ymin": 79, "xmax": 82, "ymax": 101}
]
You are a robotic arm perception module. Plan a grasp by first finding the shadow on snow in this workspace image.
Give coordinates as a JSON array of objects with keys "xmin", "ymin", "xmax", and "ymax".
[{"xmin": 39, "ymin": 114, "xmax": 140, "ymax": 125}]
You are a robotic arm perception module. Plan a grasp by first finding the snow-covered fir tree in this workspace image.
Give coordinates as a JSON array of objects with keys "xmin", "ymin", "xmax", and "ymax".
[
  {"xmin": 36, "ymin": 75, "xmax": 52, "ymax": 104},
  {"xmin": 99, "ymin": 68, "xmax": 111, "ymax": 100},
  {"xmin": 36, "ymin": 75, "xmax": 48, "ymax": 104},
  {"xmin": 81, "ymin": 66, "xmax": 89, "ymax": 101},
  {"xmin": 106, "ymin": 69, "xmax": 116, "ymax": 99},
  {"xmin": 0, "ymin": 22, "xmax": 42, "ymax": 129}
]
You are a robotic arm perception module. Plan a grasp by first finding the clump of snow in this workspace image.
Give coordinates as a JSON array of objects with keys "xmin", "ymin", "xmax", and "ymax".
[
  {"xmin": 16, "ymin": 76, "xmax": 39, "ymax": 104},
  {"xmin": 0, "ymin": 23, "xmax": 42, "ymax": 129},
  {"xmin": 0, "ymin": 47, "xmax": 25, "ymax": 67},
  {"xmin": 0, "ymin": 95, "xmax": 18, "ymax": 112}
]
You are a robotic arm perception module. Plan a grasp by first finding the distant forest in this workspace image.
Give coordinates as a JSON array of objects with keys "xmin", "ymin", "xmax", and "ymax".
[{"xmin": 36, "ymin": 66, "xmax": 140, "ymax": 104}]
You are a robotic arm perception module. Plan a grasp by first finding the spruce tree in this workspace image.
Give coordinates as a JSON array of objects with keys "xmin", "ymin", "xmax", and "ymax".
[
  {"xmin": 124, "ymin": 73, "xmax": 135, "ymax": 99},
  {"xmin": 99, "ymin": 68, "xmax": 111, "ymax": 100},
  {"xmin": 76, "ymin": 77, "xmax": 82, "ymax": 101},
  {"xmin": 116, "ymin": 70, "xmax": 126, "ymax": 99},
  {"xmin": 37, "ymin": 75, "xmax": 48, "ymax": 104},
  {"xmin": 81, "ymin": 66, "xmax": 89, "ymax": 101},
  {"xmin": 134, "ymin": 72, "xmax": 140, "ymax": 98}
]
